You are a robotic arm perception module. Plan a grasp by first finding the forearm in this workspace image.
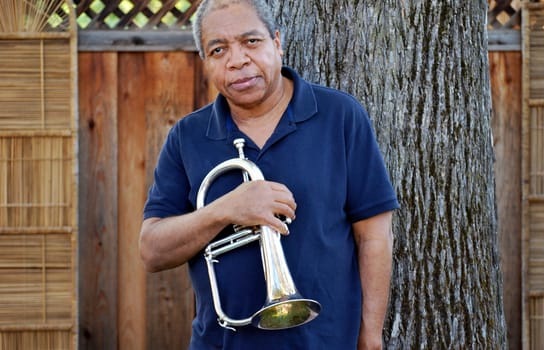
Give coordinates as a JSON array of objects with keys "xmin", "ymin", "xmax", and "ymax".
[
  {"xmin": 140, "ymin": 180, "xmax": 296, "ymax": 272},
  {"xmin": 353, "ymin": 211, "xmax": 394, "ymax": 350},
  {"xmin": 139, "ymin": 202, "xmax": 230, "ymax": 272},
  {"xmin": 358, "ymin": 236, "xmax": 393, "ymax": 339}
]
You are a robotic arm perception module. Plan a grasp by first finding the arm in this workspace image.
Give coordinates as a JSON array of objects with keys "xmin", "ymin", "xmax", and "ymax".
[
  {"xmin": 140, "ymin": 202, "xmax": 231, "ymax": 273},
  {"xmin": 353, "ymin": 211, "xmax": 394, "ymax": 350},
  {"xmin": 139, "ymin": 180, "xmax": 296, "ymax": 272}
]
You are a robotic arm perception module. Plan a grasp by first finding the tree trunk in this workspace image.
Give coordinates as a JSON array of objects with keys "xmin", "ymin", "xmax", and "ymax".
[{"xmin": 271, "ymin": 0, "xmax": 507, "ymax": 348}]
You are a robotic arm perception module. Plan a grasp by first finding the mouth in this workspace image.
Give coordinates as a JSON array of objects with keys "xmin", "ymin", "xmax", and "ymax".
[{"xmin": 229, "ymin": 76, "xmax": 259, "ymax": 91}]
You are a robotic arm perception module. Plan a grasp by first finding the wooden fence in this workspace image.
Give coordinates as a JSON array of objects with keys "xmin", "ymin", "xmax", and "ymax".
[
  {"xmin": 491, "ymin": 50, "xmax": 523, "ymax": 350},
  {"xmin": 74, "ymin": 48, "xmax": 523, "ymax": 350},
  {"xmin": 0, "ymin": 1, "xmax": 528, "ymax": 349},
  {"xmin": 78, "ymin": 50, "xmax": 215, "ymax": 350},
  {"xmin": 73, "ymin": 2, "xmax": 536, "ymax": 349}
]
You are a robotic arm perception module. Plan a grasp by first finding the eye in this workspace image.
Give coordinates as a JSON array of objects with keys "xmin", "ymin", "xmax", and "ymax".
[
  {"xmin": 246, "ymin": 38, "xmax": 261, "ymax": 46},
  {"xmin": 209, "ymin": 46, "xmax": 224, "ymax": 57}
]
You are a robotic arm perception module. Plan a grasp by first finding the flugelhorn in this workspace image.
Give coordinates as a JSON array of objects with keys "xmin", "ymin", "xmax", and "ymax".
[{"xmin": 196, "ymin": 138, "xmax": 321, "ymax": 331}]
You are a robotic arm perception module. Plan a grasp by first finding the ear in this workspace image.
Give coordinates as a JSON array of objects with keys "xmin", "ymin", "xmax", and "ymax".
[{"xmin": 274, "ymin": 30, "xmax": 283, "ymax": 56}]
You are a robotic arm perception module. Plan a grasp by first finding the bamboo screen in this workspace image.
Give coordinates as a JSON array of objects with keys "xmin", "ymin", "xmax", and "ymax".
[
  {"xmin": 0, "ymin": 1, "xmax": 77, "ymax": 349},
  {"xmin": 530, "ymin": 293, "xmax": 544, "ymax": 350},
  {"xmin": 0, "ymin": 40, "xmax": 72, "ymax": 129},
  {"xmin": 523, "ymin": 2, "xmax": 544, "ymax": 350}
]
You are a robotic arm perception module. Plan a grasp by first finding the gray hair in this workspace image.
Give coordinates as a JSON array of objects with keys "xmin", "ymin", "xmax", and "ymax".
[{"xmin": 192, "ymin": 0, "xmax": 278, "ymax": 59}]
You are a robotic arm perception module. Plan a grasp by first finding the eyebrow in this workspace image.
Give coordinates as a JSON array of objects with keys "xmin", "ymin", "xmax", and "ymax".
[{"xmin": 205, "ymin": 30, "xmax": 267, "ymax": 51}]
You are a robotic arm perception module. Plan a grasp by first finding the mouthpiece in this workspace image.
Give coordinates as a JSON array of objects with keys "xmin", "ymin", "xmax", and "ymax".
[{"xmin": 233, "ymin": 138, "xmax": 246, "ymax": 159}]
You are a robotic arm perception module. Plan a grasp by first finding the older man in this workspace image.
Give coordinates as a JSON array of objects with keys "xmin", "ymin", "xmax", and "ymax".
[{"xmin": 139, "ymin": 0, "xmax": 399, "ymax": 349}]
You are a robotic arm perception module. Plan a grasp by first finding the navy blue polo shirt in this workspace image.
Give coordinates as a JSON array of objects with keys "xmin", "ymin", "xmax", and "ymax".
[{"xmin": 144, "ymin": 67, "xmax": 399, "ymax": 350}]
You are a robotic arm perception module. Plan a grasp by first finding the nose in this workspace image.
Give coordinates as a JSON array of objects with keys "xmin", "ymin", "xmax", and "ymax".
[{"xmin": 227, "ymin": 44, "xmax": 250, "ymax": 69}]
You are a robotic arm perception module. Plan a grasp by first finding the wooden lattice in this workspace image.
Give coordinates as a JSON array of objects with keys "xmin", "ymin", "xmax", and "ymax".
[
  {"xmin": 68, "ymin": 0, "xmax": 531, "ymax": 31},
  {"xmin": 74, "ymin": 0, "xmax": 201, "ymax": 29},
  {"xmin": 489, "ymin": 0, "xmax": 523, "ymax": 29}
]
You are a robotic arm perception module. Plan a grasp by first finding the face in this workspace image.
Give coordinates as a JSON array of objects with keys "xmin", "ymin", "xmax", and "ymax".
[{"xmin": 201, "ymin": 3, "xmax": 284, "ymax": 111}]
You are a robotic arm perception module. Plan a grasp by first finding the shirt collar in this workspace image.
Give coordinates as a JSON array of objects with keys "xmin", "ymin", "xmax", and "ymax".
[{"xmin": 206, "ymin": 66, "xmax": 318, "ymax": 140}]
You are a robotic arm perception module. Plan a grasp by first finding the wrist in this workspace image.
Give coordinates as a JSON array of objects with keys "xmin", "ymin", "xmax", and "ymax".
[{"xmin": 358, "ymin": 319, "xmax": 384, "ymax": 350}]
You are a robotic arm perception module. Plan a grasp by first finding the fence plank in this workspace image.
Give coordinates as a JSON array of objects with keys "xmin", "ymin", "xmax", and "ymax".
[
  {"xmin": 118, "ymin": 52, "xmax": 148, "ymax": 350},
  {"xmin": 78, "ymin": 30, "xmax": 197, "ymax": 52},
  {"xmin": 143, "ymin": 52, "xmax": 197, "ymax": 350},
  {"xmin": 489, "ymin": 50, "xmax": 523, "ymax": 350},
  {"xmin": 77, "ymin": 52, "xmax": 119, "ymax": 350}
]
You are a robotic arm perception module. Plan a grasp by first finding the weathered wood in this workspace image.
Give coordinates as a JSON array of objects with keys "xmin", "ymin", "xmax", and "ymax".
[
  {"xmin": 488, "ymin": 29, "xmax": 522, "ymax": 51},
  {"xmin": 274, "ymin": 0, "xmax": 506, "ymax": 348},
  {"xmin": 78, "ymin": 30, "xmax": 197, "ymax": 52},
  {"xmin": 143, "ymin": 52, "xmax": 197, "ymax": 350},
  {"xmin": 490, "ymin": 50, "xmax": 523, "ymax": 350},
  {"xmin": 118, "ymin": 52, "xmax": 148, "ymax": 350},
  {"xmin": 77, "ymin": 28, "xmax": 524, "ymax": 53},
  {"xmin": 75, "ymin": 50, "xmax": 210, "ymax": 350},
  {"xmin": 77, "ymin": 51, "xmax": 119, "ymax": 350}
]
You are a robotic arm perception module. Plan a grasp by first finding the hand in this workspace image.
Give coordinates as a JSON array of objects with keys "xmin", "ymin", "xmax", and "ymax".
[{"xmin": 220, "ymin": 180, "xmax": 296, "ymax": 234}]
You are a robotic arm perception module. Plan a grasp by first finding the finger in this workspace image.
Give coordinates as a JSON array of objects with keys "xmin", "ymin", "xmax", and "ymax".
[
  {"xmin": 269, "ymin": 184, "xmax": 297, "ymax": 212},
  {"xmin": 269, "ymin": 182, "xmax": 294, "ymax": 198},
  {"xmin": 272, "ymin": 202, "xmax": 296, "ymax": 223},
  {"xmin": 249, "ymin": 181, "xmax": 296, "ymax": 216},
  {"xmin": 267, "ymin": 216, "xmax": 290, "ymax": 235}
]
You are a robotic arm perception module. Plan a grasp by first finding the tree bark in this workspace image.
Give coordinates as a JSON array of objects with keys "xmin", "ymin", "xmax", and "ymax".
[{"xmin": 271, "ymin": 0, "xmax": 507, "ymax": 348}]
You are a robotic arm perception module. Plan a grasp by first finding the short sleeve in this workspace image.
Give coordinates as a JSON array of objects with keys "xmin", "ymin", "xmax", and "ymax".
[
  {"xmin": 345, "ymin": 107, "xmax": 399, "ymax": 222},
  {"xmin": 143, "ymin": 124, "xmax": 193, "ymax": 219}
]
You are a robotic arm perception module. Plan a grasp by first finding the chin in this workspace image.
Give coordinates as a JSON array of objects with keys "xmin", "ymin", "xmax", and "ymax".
[{"xmin": 229, "ymin": 92, "xmax": 265, "ymax": 108}]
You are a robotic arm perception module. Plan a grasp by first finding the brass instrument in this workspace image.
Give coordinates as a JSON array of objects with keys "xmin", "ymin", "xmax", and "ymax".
[{"xmin": 196, "ymin": 138, "xmax": 321, "ymax": 331}]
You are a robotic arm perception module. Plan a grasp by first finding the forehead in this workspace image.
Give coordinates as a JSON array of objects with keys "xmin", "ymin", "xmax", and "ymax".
[{"xmin": 201, "ymin": 3, "xmax": 268, "ymax": 42}]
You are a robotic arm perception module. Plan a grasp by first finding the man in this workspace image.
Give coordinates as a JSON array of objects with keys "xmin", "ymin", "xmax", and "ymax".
[{"xmin": 139, "ymin": 0, "xmax": 399, "ymax": 349}]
